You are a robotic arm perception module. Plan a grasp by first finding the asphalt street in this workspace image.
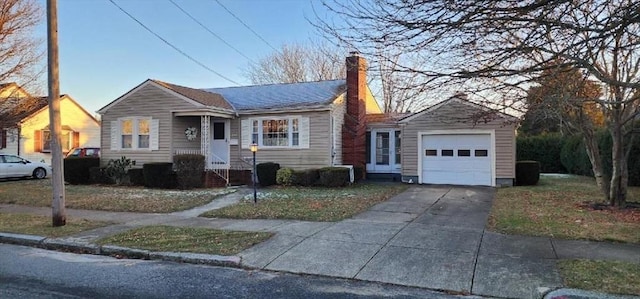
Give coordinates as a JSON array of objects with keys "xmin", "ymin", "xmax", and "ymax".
[{"xmin": 0, "ymin": 243, "xmax": 474, "ymax": 299}]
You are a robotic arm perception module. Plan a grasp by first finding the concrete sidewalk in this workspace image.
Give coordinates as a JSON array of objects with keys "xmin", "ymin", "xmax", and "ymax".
[{"xmin": 1, "ymin": 185, "xmax": 639, "ymax": 299}]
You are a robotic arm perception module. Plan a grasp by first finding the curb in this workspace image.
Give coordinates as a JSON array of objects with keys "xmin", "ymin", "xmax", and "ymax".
[
  {"xmin": 0, "ymin": 232, "xmax": 242, "ymax": 268},
  {"xmin": 544, "ymin": 288, "xmax": 639, "ymax": 299}
]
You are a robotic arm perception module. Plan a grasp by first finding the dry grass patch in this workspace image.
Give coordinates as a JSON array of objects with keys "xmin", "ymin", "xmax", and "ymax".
[
  {"xmin": 558, "ymin": 260, "xmax": 640, "ymax": 295},
  {"xmin": 97, "ymin": 225, "xmax": 272, "ymax": 255},
  {"xmin": 0, "ymin": 213, "xmax": 112, "ymax": 238},
  {"xmin": 488, "ymin": 175, "xmax": 640, "ymax": 243},
  {"xmin": 0, "ymin": 179, "xmax": 234, "ymax": 213},
  {"xmin": 201, "ymin": 183, "xmax": 408, "ymax": 222}
]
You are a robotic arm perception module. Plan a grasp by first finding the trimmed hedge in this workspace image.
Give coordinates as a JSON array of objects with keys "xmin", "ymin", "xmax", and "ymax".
[
  {"xmin": 89, "ymin": 166, "xmax": 111, "ymax": 184},
  {"xmin": 515, "ymin": 161, "xmax": 540, "ymax": 186},
  {"xmin": 64, "ymin": 157, "xmax": 100, "ymax": 184},
  {"xmin": 276, "ymin": 168, "xmax": 295, "ymax": 186},
  {"xmin": 174, "ymin": 154, "xmax": 205, "ymax": 189},
  {"xmin": 294, "ymin": 169, "xmax": 319, "ymax": 186},
  {"xmin": 127, "ymin": 168, "xmax": 145, "ymax": 186},
  {"xmin": 559, "ymin": 135, "xmax": 593, "ymax": 176},
  {"xmin": 318, "ymin": 167, "xmax": 350, "ymax": 187},
  {"xmin": 516, "ymin": 134, "xmax": 566, "ymax": 173},
  {"xmin": 143, "ymin": 162, "xmax": 176, "ymax": 189},
  {"xmin": 257, "ymin": 162, "xmax": 280, "ymax": 187}
]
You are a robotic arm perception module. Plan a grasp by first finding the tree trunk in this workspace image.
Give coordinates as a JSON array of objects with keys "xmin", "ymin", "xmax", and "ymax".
[
  {"xmin": 582, "ymin": 132, "xmax": 610, "ymax": 202},
  {"xmin": 609, "ymin": 126, "xmax": 628, "ymax": 207}
]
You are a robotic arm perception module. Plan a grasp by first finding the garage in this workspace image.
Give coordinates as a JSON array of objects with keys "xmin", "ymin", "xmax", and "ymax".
[
  {"xmin": 398, "ymin": 95, "xmax": 517, "ymax": 187},
  {"xmin": 420, "ymin": 133, "xmax": 493, "ymax": 186}
]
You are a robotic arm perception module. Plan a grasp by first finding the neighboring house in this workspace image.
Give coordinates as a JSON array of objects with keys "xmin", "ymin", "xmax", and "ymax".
[
  {"xmin": 0, "ymin": 83, "xmax": 101, "ymax": 164},
  {"xmin": 97, "ymin": 54, "xmax": 379, "ymax": 185},
  {"xmin": 98, "ymin": 54, "xmax": 517, "ymax": 187}
]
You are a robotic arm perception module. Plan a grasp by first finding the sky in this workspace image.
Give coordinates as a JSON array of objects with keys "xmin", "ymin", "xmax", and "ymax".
[{"xmin": 33, "ymin": 0, "xmax": 333, "ymax": 115}]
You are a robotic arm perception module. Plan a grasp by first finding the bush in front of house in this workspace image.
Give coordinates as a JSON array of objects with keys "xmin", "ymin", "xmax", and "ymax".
[
  {"xmin": 293, "ymin": 169, "xmax": 319, "ymax": 186},
  {"xmin": 318, "ymin": 167, "xmax": 351, "ymax": 187},
  {"xmin": 174, "ymin": 154, "xmax": 205, "ymax": 189},
  {"xmin": 516, "ymin": 133, "xmax": 566, "ymax": 173},
  {"xmin": 143, "ymin": 162, "xmax": 176, "ymax": 189},
  {"xmin": 515, "ymin": 161, "xmax": 540, "ymax": 186},
  {"xmin": 105, "ymin": 156, "xmax": 136, "ymax": 185},
  {"xmin": 89, "ymin": 166, "xmax": 111, "ymax": 184},
  {"xmin": 276, "ymin": 168, "xmax": 296, "ymax": 186},
  {"xmin": 127, "ymin": 168, "xmax": 145, "ymax": 186},
  {"xmin": 64, "ymin": 157, "xmax": 100, "ymax": 184},
  {"xmin": 257, "ymin": 162, "xmax": 280, "ymax": 187}
]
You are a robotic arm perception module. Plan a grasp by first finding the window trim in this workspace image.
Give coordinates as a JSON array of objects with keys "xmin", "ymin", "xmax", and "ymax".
[
  {"xmin": 117, "ymin": 117, "xmax": 152, "ymax": 150},
  {"xmin": 252, "ymin": 116, "xmax": 302, "ymax": 148}
]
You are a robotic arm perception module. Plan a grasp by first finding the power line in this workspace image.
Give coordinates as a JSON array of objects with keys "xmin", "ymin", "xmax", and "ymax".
[
  {"xmin": 107, "ymin": 0, "xmax": 240, "ymax": 85},
  {"xmin": 168, "ymin": 0, "xmax": 255, "ymax": 64},
  {"xmin": 213, "ymin": 0, "xmax": 280, "ymax": 53}
]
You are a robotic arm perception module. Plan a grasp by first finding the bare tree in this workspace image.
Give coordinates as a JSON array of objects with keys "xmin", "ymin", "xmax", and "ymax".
[
  {"xmin": 0, "ymin": 0, "xmax": 43, "ymax": 84},
  {"xmin": 246, "ymin": 42, "xmax": 345, "ymax": 84},
  {"xmin": 317, "ymin": 0, "xmax": 640, "ymax": 207}
]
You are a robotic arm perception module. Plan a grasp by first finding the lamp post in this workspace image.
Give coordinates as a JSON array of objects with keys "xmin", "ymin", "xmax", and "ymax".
[{"xmin": 250, "ymin": 143, "xmax": 258, "ymax": 204}]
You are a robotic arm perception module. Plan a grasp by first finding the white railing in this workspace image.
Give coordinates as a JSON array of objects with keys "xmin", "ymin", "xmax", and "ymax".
[{"xmin": 175, "ymin": 149, "xmax": 201, "ymax": 155}]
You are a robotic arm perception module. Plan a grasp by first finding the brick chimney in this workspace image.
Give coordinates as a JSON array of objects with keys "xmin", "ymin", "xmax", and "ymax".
[{"xmin": 342, "ymin": 52, "xmax": 367, "ymax": 176}]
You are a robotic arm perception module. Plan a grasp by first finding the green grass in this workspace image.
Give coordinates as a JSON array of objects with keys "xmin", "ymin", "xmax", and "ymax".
[
  {"xmin": 0, "ymin": 179, "xmax": 234, "ymax": 213},
  {"xmin": 0, "ymin": 213, "xmax": 112, "ymax": 238},
  {"xmin": 488, "ymin": 175, "xmax": 640, "ymax": 243},
  {"xmin": 97, "ymin": 225, "xmax": 272, "ymax": 255},
  {"xmin": 558, "ymin": 260, "xmax": 640, "ymax": 295},
  {"xmin": 201, "ymin": 183, "xmax": 408, "ymax": 222}
]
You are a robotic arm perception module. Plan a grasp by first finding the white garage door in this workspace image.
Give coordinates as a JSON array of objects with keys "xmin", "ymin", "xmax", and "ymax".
[{"xmin": 421, "ymin": 134, "xmax": 492, "ymax": 186}]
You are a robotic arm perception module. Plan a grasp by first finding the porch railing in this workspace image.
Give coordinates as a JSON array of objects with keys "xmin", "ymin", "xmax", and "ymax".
[{"xmin": 174, "ymin": 149, "xmax": 228, "ymax": 185}]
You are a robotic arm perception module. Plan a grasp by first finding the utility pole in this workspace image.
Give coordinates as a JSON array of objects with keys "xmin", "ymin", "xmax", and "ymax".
[{"xmin": 47, "ymin": 0, "xmax": 66, "ymax": 227}]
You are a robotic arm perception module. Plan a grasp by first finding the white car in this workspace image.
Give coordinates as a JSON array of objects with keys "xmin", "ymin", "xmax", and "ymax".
[{"xmin": 0, "ymin": 154, "xmax": 52, "ymax": 179}]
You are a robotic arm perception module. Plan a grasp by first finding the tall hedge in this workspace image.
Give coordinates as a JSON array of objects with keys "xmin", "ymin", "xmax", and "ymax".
[
  {"xmin": 516, "ymin": 133, "xmax": 566, "ymax": 173},
  {"xmin": 174, "ymin": 154, "xmax": 205, "ymax": 189},
  {"xmin": 64, "ymin": 157, "xmax": 100, "ymax": 184},
  {"xmin": 143, "ymin": 162, "xmax": 176, "ymax": 189},
  {"xmin": 559, "ymin": 135, "xmax": 593, "ymax": 176},
  {"xmin": 256, "ymin": 162, "xmax": 280, "ymax": 187}
]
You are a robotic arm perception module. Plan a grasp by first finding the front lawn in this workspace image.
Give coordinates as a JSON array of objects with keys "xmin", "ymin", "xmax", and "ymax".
[
  {"xmin": 558, "ymin": 260, "xmax": 640, "ymax": 296},
  {"xmin": 0, "ymin": 213, "xmax": 112, "ymax": 238},
  {"xmin": 201, "ymin": 183, "xmax": 408, "ymax": 222},
  {"xmin": 97, "ymin": 225, "xmax": 272, "ymax": 255},
  {"xmin": 488, "ymin": 175, "xmax": 640, "ymax": 243},
  {"xmin": 0, "ymin": 179, "xmax": 234, "ymax": 213}
]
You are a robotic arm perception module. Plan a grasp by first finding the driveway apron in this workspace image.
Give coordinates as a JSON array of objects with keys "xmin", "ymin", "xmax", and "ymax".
[{"xmin": 241, "ymin": 185, "xmax": 564, "ymax": 299}]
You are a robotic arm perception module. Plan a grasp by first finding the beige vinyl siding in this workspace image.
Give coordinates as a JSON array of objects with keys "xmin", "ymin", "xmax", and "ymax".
[
  {"xmin": 401, "ymin": 100, "xmax": 516, "ymax": 179},
  {"xmin": 172, "ymin": 116, "xmax": 201, "ymax": 152},
  {"xmin": 230, "ymin": 110, "xmax": 332, "ymax": 170},
  {"xmin": 100, "ymin": 83, "xmax": 198, "ymax": 166},
  {"xmin": 330, "ymin": 94, "xmax": 346, "ymax": 165}
]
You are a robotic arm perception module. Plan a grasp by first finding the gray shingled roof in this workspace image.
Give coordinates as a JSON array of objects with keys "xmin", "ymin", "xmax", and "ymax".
[
  {"xmin": 203, "ymin": 79, "xmax": 347, "ymax": 111},
  {"xmin": 153, "ymin": 80, "xmax": 233, "ymax": 110}
]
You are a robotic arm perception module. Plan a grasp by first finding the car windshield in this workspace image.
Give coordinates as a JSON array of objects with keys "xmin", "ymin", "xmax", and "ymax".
[{"xmin": 68, "ymin": 149, "xmax": 82, "ymax": 157}]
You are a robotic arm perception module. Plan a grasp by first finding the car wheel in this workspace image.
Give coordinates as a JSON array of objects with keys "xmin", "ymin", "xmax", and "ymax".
[{"xmin": 33, "ymin": 168, "xmax": 46, "ymax": 179}]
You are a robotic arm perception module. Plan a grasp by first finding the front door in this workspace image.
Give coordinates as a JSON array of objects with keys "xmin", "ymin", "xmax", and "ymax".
[
  {"xmin": 211, "ymin": 121, "xmax": 229, "ymax": 167},
  {"xmin": 367, "ymin": 129, "xmax": 401, "ymax": 173}
]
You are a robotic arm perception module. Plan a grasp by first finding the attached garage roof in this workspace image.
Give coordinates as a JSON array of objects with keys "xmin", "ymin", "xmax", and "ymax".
[{"xmin": 400, "ymin": 96, "xmax": 518, "ymax": 124}]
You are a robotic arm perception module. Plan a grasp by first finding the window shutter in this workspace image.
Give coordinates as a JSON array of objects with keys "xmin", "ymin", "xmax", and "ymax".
[
  {"xmin": 73, "ymin": 132, "xmax": 80, "ymax": 148},
  {"xmin": 110, "ymin": 121, "xmax": 119, "ymax": 150},
  {"xmin": 150, "ymin": 119, "xmax": 160, "ymax": 150},
  {"xmin": 34, "ymin": 130, "xmax": 42, "ymax": 152},
  {"xmin": 1, "ymin": 129, "xmax": 6, "ymax": 149},
  {"xmin": 241, "ymin": 119, "xmax": 251, "ymax": 149},
  {"xmin": 300, "ymin": 117, "xmax": 310, "ymax": 149}
]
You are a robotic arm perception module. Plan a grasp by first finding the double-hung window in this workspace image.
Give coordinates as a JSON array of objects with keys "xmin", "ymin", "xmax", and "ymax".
[
  {"xmin": 114, "ymin": 117, "xmax": 155, "ymax": 150},
  {"xmin": 247, "ymin": 117, "xmax": 304, "ymax": 148}
]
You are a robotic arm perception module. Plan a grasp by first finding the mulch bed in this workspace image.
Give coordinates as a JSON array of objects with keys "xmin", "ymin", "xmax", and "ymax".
[{"xmin": 577, "ymin": 201, "xmax": 640, "ymax": 223}]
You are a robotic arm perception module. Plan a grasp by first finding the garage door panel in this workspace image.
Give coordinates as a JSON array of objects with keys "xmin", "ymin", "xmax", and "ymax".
[{"xmin": 421, "ymin": 134, "xmax": 492, "ymax": 186}]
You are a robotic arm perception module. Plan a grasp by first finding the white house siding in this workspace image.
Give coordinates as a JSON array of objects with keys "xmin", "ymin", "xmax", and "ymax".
[
  {"xmin": 230, "ymin": 110, "xmax": 333, "ymax": 170},
  {"xmin": 401, "ymin": 100, "xmax": 516, "ymax": 182},
  {"xmin": 330, "ymin": 94, "xmax": 346, "ymax": 165},
  {"xmin": 100, "ymin": 83, "xmax": 197, "ymax": 166},
  {"xmin": 0, "ymin": 128, "xmax": 19, "ymax": 156},
  {"xmin": 172, "ymin": 116, "xmax": 201, "ymax": 152},
  {"xmin": 17, "ymin": 96, "xmax": 100, "ymax": 164}
]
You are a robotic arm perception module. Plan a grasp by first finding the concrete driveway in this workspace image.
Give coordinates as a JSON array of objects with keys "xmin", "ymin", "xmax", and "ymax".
[{"xmin": 239, "ymin": 186, "xmax": 564, "ymax": 299}]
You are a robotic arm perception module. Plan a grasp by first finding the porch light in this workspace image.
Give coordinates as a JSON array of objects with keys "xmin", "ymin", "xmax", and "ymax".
[{"xmin": 250, "ymin": 143, "xmax": 258, "ymax": 203}]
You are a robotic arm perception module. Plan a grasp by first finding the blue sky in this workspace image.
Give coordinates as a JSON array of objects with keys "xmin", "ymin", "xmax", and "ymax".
[{"xmin": 36, "ymin": 0, "xmax": 332, "ymax": 115}]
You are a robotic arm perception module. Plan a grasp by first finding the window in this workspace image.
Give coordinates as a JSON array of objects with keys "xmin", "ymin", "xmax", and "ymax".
[
  {"xmin": 42, "ymin": 130, "xmax": 71, "ymax": 152},
  {"xmin": 425, "ymin": 149, "xmax": 437, "ymax": 156},
  {"xmin": 116, "ymin": 117, "xmax": 154, "ymax": 150},
  {"xmin": 395, "ymin": 131, "xmax": 401, "ymax": 164},
  {"xmin": 458, "ymin": 149, "xmax": 471, "ymax": 157},
  {"xmin": 475, "ymin": 149, "xmax": 488, "ymax": 157},
  {"xmin": 366, "ymin": 132, "xmax": 371, "ymax": 163},
  {"xmin": 251, "ymin": 117, "xmax": 301, "ymax": 147},
  {"xmin": 442, "ymin": 149, "xmax": 454, "ymax": 156},
  {"xmin": 213, "ymin": 122, "xmax": 225, "ymax": 140},
  {"xmin": 375, "ymin": 132, "xmax": 389, "ymax": 165}
]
